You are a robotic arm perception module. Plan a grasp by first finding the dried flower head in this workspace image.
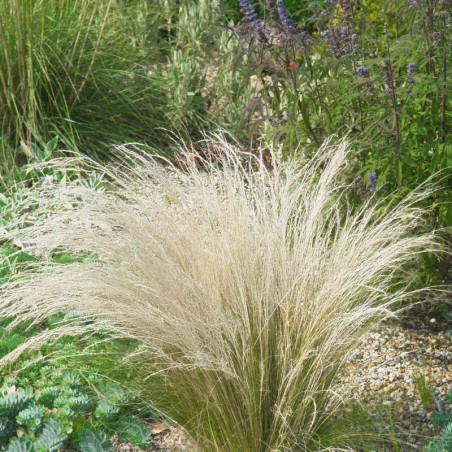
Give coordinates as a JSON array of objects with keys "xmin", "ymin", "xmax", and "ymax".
[
  {"xmin": 356, "ymin": 66, "xmax": 369, "ymax": 78},
  {"xmin": 406, "ymin": 62, "xmax": 418, "ymax": 75},
  {"xmin": 432, "ymin": 31, "xmax": 441, "ymax": 46},
  {"xmin": 383, "ymin": 60, "xmax": 396, "ymax": 97}
]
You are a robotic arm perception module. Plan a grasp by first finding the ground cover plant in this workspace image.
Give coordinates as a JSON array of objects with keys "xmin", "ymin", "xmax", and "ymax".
[
  {"xmin": 0, "ymin": 249, "xmax": 155, "ymax": 451},
  {"xmin": 0, "ymin": 356, "xmax": 152, "ymax": 451},
  {"xmin": 427, "ymin": 392, "xmax": 452, "ymax": 451},
  {"xmin": 0, "ymin": 137, "xmax": 441, "ymax": 451}
]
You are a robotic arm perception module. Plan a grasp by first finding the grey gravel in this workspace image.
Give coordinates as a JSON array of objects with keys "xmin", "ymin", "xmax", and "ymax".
[{"xmin": 113, "ymin": 318, "xmax": 451, "ymax": 451}]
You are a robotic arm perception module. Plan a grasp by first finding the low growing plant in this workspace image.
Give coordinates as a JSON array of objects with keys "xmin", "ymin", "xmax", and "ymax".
[
  {"xmin": 426, "ymin": 392, "xmax": 452, "ymax": 451},
  {"xmin": 0, "ymin": 322, "xmax": 153, "ymax": 451},
  {"xmin": 0, "ymin": 137, "xmax": 440, "ymax": 451},
  {"xmin": 426, "ymin": 423, "xmax": 452, "ymax": 451},
  {"xmin": 414, "ymin": 371, "xmax": 436, "ymax": 411},
  {"xmin": 0, "ymin": 237, "xmax": 154, "ymax": 451}
]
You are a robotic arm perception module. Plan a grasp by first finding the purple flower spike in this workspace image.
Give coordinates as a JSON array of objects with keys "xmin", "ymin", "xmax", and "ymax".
[
  {"xmin": 238, "ymin": 0, "xmax": 269, "ymax": 43},
  {"xmin": 277, "ymin": 0, "xmax": 296, "ymax": 33},
  {"xmin": 239, "ymin": 0, "xmax": 263, "ymax": 29},
  {"xmin": 368, "ymin": 172, "xmax": 377, "ymax": 192}
]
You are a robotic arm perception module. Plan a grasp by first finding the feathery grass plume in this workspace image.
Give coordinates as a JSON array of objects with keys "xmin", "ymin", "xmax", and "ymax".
[{"xmin": 0, "ymin": 137, "xmax": 438, "ymax": 451}]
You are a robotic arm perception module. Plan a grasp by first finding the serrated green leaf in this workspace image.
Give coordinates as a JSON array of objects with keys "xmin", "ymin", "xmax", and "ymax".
[
  {"xmin": 5, "ymin": 436, "xmax": 35, "ymax": 452},
  {"xmin": 426, "ymin": 423, "xmax": 452, "ymax": 452},
  {"xmin": 431, "ymin": 413, "xmax": 452, "ymax": 427},
  {"xmin": 95, "ymin": 400, "xmax": 119, "ymax": 421},
  {"xmin": 35, "ymin": 418, "xmax": 67, "ymax": 452},
  {"xmin": 60, "ymin": 372, "xmax": 81, "ymax": 388},
  {"xmin": 36, "ymin": 386, "xmax": 60, "ymax": 407},
  {"xmin": 16, "ymin": 404, "xmax": 45, "ymax": 431},
  {"xmin": 0, "ymin": 419, "xmax": 15, "ymax": 440},
  {"xmin": 54, "ymin": 392, "xmax": 92, "ymax": 415},
  {"xmin": 77, "ymin": 429, "xmax": 112, "ymax": 452},
  {"xmin": 115, "ymin": 416, "xmax": 150, "ymax": 448},
  {"xmin": 0, "ymin": 388, "xmax": 34, "ymax": 417}
]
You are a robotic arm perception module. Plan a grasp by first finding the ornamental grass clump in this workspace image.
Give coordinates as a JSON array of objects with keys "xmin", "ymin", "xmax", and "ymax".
[{"xmin": 0, "ymin": 138, "xmax": 438, "ymax": 451}]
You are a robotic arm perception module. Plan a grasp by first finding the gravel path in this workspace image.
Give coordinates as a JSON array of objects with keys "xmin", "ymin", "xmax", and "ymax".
[
  {"xmin": 341, "ymin": 317, "xmax": 452, "ymax": 450},
  {"xmin": 113, "ymin": 317, "xmax": 451, "ymax": 451}
]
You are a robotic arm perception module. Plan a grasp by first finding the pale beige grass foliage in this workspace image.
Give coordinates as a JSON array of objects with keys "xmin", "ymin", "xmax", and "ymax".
[{"xmin": 0, "ymin": 137, "xmax": 438, "ymax": 451}]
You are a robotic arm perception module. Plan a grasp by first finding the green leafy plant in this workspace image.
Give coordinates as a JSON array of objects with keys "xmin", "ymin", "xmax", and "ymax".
[
  {"xmin": 414, "ymin": 371, "xmax": 436, "ymax": 411},
  {"xmin": 6, "ymin": 436, "xmax": 37, "ymax": 452},
  {"xmin": 426, "ymin": 393, "xmax": 452, "ymax": 452},
  {"xmin": 229, "ymin": 0, "xmax": 451, "ymax": 228},
  {"xmin": 0, "ymin": 387, "xmax": 34, "ymax": 418},
  {"xmin": 35, "ymin": 418, "xmax": 68, "ymax": 452},
  {"xmin": 221, "ymin": 0, "xmax": 452, "ymax": 315},
  {"xmin": 0, "ymin": 341, "xmax": 153, "ymax": 451},
  {"xmin": 76, "ymin": 427, "xmax": 112, "ymax": 452},
  {"xmin": 0, "ymin": 270, "xmax": 153, "ymax": 452},
  {"xmin": 16, "ymin": 404, "xmax": 45, "ymax": 432},
  {"xmin": 115, "ymin": 416, "xmax": 151, "ymax": 448},
  {"xmin": 426, "ymin": 424, "xmax": 452, "ymax": 452}
]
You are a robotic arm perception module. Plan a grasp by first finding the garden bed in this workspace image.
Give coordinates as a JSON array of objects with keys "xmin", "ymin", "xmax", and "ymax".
[{"xmin": 113, "ymin": 316, "xmax": 451, "ymax": 452}]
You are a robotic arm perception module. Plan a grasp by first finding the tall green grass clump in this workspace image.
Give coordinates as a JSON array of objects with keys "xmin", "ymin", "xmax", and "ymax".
[
  {"xmin": 0, "ymin": 138, "xmax": 439, "ymax": 451},
  {"xmin": 0, "ymin": 0, "xmax": 168, "ymax": 160}
]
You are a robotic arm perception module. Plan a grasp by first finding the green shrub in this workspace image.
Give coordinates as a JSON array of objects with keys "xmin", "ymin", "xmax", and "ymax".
[
  {"xmin": 0, "ymin": 246, "xmax": 153, "ymax": 451},
  {"xmin": 220, "ymin": 0, "xmax": 452, "ymax": 311},
  {"xmin": 427, "ymin": 393, "xmax": 452, "ymax": 452},
  {"xmin": 76, "ymin": 427, "xmax": 112, "ymax": 452},
  {"xmin": 227, "ymin": 0, "xmax": 452, "ymax": 228}
]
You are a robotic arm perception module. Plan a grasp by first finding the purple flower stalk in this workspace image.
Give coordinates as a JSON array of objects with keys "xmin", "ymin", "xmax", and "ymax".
[
  {"xmin": 238, "ymin": 0, "xmax": 269, "ymax": 43},
  {"xmin": 321, "ymin": 29, "xmax": 341, "ymax": 58},
  {"xmin": 321, "ymin": 30, "xmax": 332, "ymax": 41},
  {"xmin": 277, "ymin": 0, "xmax": 296, "ymax": 33},
  {"xmin": 368, "ymin": 172, "xmax": 377, "ymax": 192},
  {"xmin": 239, "ymin": 0, "xmax": 265, "ymax": 31},
  {"xmin": 383, "ymin": 60, "xmax": 396, "ymax": 97},
  {"xmin": 239, "ymin": 0, "xmax": 257, "ymax": 20},
  {"xmin": 340, "ymin": 27, "xmax": 349, "ymax": 39}
]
